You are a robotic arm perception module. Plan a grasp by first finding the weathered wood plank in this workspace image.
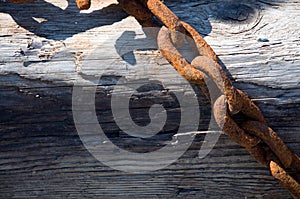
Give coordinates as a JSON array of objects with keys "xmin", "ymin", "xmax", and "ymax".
[{"xmin": 0, "ymin": 0, "xmax": 299, "ymax": 198}]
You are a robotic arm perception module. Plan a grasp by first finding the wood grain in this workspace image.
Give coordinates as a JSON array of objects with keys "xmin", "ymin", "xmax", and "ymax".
[{"xmin": 0, "ymin": 0, "xmax": 299, "ymax": 198}]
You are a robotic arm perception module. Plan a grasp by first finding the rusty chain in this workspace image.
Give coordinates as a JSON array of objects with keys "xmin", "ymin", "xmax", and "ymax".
[
  {"xmin": 7, "ymin": 0, "xmax": 300, "ymax": 197},
  {"xmin": 117, "ymin": 0, "xmax": 300, "ymax": 197}
]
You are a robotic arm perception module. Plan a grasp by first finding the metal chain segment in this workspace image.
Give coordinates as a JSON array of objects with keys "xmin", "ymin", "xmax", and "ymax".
[
  {"xmin": 6, "ymin": 0, "xmax": 300, "ymax": 197},
  {"xmin": 135, "ymin": 0, "xmax": 267, "ymax": 123},
  {"xmin": 158, "ymin": 25, "xmax": 270, "ymax": 168},
  {"xmin": 158, "ymin": 26, "xmax": 260, "ymax": 148},
  {"xmin": 270, "ymin": 161, "xmax": 300, "ymax": 198},
  {"xmin": 156, "ymin": 26, "xmax": 209, "ymax": 96},
  {"xmin": 242, "ymin": 121, "xmax": 300, "ymax": 172},
  {"xmin": 139, "ymin": 0, "xmax": 186, "ymax": 46},
  {"xmin": 116, "ymin": 0, "xmax": 300, "ymax": 197},
  {"xmin": 118, "ymin": 0, "xmax": 160, "ymax": 27},
  {"xmin": 76, "ymin": 0, "xmax": 91, "ymax": 10}
]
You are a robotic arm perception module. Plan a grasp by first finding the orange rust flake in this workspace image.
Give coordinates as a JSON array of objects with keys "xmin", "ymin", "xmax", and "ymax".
[{"xmin": 76, "ymin": 0, "xmax": 91, "ymax": 10}]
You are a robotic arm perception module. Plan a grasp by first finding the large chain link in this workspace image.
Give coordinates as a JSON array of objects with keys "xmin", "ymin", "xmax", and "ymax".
[
  {"xmin": 117, "ymin": 0, "xmax": 300, "ymax": 197},
  {"xmin": 7, "ymin": 0, "xmax": 300, "ymax": 197}
]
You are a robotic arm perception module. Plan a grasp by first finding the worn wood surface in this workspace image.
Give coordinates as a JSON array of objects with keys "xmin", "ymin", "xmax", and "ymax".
[{"xmin": 0, "ymin": 0, "xmax": 299, "ymax": 198}]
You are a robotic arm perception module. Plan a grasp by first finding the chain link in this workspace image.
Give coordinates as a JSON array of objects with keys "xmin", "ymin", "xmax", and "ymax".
[
  {"xmin": 6, "ymin": 0, "xmax": 300, "ymax": 197},
  {"xmin": 117, "ymin": 0, "xmax": 300, "ymax": 197}
]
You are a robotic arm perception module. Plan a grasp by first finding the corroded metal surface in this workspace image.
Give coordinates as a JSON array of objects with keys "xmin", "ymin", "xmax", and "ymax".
[
  {"xmin": 116, "ymin": 0, "xmax": 300, "ymax": 197},
  {"xmin": 76, "ymin": 0, "xmax": 91, "ymax": 10},
  {"xmin": 6, "ymin": 0, "xmax": 300, "ymax": 197},
  {"xmin": 270, "ymin": 161, "xmax": 300, "ymax": 198}
]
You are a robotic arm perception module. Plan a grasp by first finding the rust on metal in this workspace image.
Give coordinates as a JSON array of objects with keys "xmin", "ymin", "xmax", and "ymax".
[
  {"xmin": 246, "ymin": 144, "xmax": 270, "ymax": 166},
  {"xmin": 6, "ymin": 0, "xmax": 300, "ymax": 197},
  {"xmin": 139, "ymin": 0, "xmax": 186, "ymax": 46},
  {"xmin": 117, "ymin": 0, "xmax": 162, "ymax": 29},
  {"xmin": 76, "ymin": 0, "xmax": 91, "ymax": 10},
  {"xmin": 213, "ymin": 95, "xmax": 260, "ymax": 148},
  {"xmin": 242, "ymin": 121, "xmax": 300, "ymax": 171},
  {"xmin": 180, "ymin": 22, "xmax": 217, "ymax": 61},
  {"xmin": 178, "ymin": 22, "xmax": 265, "ymax": 121},
  {"xmin": 236, "ymin": 89, "xmax": 265, "ymax": 123},
  {"xmin": 119, "ymin": 0, "xmax": 300, "ymax": 196},
  {"xmin": 140, "ymin": 0, "xmax": 184, "ymax": 31},
  {"xmin": 140, "ymin": 0, "xmax": 181, "ymax": 31},
  {"xmin": 191, "ymin": 57, "xmax": 265, "ymax": 124},
  {"xmin": 157, "ymin": 26, "xmax": 209, "ymax": 97},
  {"xmin": 120, "ymin": 0, "xmax": 300, "ymax": 196},
  {"xmin": 270, "ymin": 161, "xmax": 300, "ymax": 198}
]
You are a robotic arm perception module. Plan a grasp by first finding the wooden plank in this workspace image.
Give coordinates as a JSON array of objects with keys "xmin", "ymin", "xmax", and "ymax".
[{"xmin": 0, "ymin": 0, "xmax": 299, "ymax": 198}]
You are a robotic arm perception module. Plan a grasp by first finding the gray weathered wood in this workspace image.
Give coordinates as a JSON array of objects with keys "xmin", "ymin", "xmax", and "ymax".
[{"xmin": 0, "ymin": 0, "xmax": 299, "ymax": 198}]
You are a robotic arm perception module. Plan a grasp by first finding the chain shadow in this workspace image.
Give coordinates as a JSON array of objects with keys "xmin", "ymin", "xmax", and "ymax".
[
  {"xmin": 113, "ymin": 0, "xmax": 283, "ymax": 78},
  {"xmin": 0, "ymin": 0, "xmax": 128, "ymax": 40},
  {"xmin": 0, "ymin": 0, "xmax": 282, "ymax": 86}
]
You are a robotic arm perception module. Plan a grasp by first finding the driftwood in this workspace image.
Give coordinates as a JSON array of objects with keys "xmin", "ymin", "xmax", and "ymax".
[{"xmin": 0, "ymin": 0, "xmax": 299, "ymax": 198}]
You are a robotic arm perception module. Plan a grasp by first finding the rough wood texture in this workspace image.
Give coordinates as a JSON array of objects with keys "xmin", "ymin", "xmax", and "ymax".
[{"xmin": 0, "ymin": 0, "xmax": 299, "ymax": 198}]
